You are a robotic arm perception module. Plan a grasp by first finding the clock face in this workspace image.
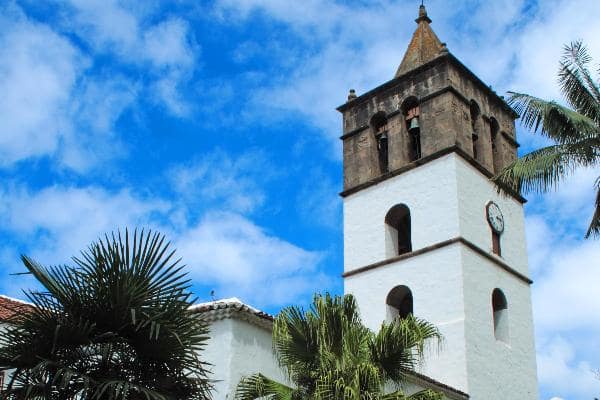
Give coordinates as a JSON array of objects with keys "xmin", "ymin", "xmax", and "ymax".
[{"xmin": 486, "ymin": 202, "xmax": 504, "ymax": 234}]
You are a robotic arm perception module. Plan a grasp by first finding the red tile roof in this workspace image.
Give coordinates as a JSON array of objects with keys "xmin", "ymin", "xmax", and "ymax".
[{"xmin": 0, "ymin": 295, "xmax": 31, "ymax": 322}]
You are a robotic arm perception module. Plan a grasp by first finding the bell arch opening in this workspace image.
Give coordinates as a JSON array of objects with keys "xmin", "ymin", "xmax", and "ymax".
[
  {"xmin": 402, "ymin": 97, "xmax": 421, "ymax": 161},
  {"xmin": 470, "ymin": 100, "xmax": 483, "ymax": 163},
  {"xmin": 371, "ymin": 111, "xmax": 389, "ymax": 174},
  {"xmin": 490, "ymin": 117, "xmax": 500, "ymax": 174}
]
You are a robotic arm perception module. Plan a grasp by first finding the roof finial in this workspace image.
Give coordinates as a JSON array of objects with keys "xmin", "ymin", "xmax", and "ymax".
[{"xmin": 416, "ymin": 2, "xmax": 432, "ymax": 24}]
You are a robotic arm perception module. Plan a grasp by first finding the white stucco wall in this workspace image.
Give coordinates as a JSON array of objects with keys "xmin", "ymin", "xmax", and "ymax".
[
  {"xmin": 343, "ymin": 154, "xmax": 461, "ymax": 272},
  {"xmin": 454, "ymin": 155, "xmax": 530, "ymax": 276},
  {"xmin": 345, "ymin": 244, "xmax": 469, "ymax": 393},
  {"xmin": 0, "ymin": 321, "xmax": 12, "ymax": 392},
  {"xmin": 202, "ymin": 317, "xmax": 285, "ymax": 400},
  {"xmin": 343, "ymin": 152, "xmax": 538, "ymax": 399},
  {"xmin": 461, "ymin": 248, "xmax": 538, "ymax": 400}
]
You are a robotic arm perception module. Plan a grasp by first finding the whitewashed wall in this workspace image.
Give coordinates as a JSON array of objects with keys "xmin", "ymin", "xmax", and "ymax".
[
  {"xmin": 345, "ymin": 244, "xmax": 470, "ymax": 393},
  {"xmin": 343, "ymin": 154, "xmax": 461, "ymax": 272},
  {"xmin": 343, "ymin": 152, "xmax": 538, "ymax": 399},
  {"xmin": 202, "ymin": 317, "xmax": 285, "ymax": 399}
]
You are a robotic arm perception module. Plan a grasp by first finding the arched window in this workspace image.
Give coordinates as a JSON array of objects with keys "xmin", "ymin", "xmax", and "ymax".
[
  {"xmin": 470, "ymin": 100, "xmax": 482, "ymax": 162},
  {"xmin": 402, "ymin": 97, "xmax": 421, "ymax": 161},
  {"xmin": 492, "ymin": 231, "xmax": 501, "ymax": 256},
  {"xmin": 492, "ymin": 288, "xmax": 509, "ymax": 343},
  {"xmin": 371, "ymin": 112, "xmax": 389, "ymax": 174},
  {"xmin": 386, "ymin": 285, "xmax": 413, "ymax": 321},
  {"xmin": 490, "ymin": 117, "xmax": 500, "ymax": 174},
  {"xmin": 385, "ymin": 204, "xmax": 412, "ymax": 257}
]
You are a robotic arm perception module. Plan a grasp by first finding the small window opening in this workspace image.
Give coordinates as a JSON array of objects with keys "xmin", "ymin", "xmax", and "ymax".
[
  {"xmin": 371, "ymin": 112, "xmax": 389, "ymax": 173},
  {"xmin": 386, "ymin": 285, "xmax": 413, "ymax": 321},
  {"xmin": 402, "ymin": 97, "xmax": 422, "ymax": 161},
  {"xmin": 492, "ymin": 288, "xmax": 509, "ymax": 343},
  {"xmin": 385, "ymin": 204, "xmax": 412, "ymax": 257},
  {"xmin": 470, "ymin": 100, "xmax": 482, "ymax": 163},
  {"xmin": 490, "ymin": 118, "xmax": 500, "ymax": 174},
  {"xmin": 492, "ymin": 231, "xmax": 501, "ymax": 256}
]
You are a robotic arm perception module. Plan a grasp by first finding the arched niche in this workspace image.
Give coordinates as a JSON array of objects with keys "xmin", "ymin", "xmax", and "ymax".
[
  {"xmin": 492, "ymin": 288, "xmax": 509, "ymax": 343},
  {"xmin": 386, "ymin": 285, "xmax": 413, "ymax": 321},
  {"xmin": 384, "ymin": 204, "xmax": 412, "ymax": 257}
]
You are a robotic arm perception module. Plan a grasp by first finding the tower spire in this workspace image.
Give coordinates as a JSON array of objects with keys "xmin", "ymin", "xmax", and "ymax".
[
  {"xmin": 394, "ymin": 3, "xmax": 443, "ymax": 77},
  {"xmin": 415, "ymin": 3, "xmax": 431, "ymax": 24}
]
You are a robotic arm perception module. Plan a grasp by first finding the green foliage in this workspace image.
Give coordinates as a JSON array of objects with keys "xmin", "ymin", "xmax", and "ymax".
[
  {"xmin": 0, "ymin": 230, "xmax": 212, "ymax": 400},
  {"xmin": 235, "ymin": 293, "xmax": 442, "ymax": 400},
  {"xmin": 494, "ymin": 40, "xmax": 600, "ymax": 238}
]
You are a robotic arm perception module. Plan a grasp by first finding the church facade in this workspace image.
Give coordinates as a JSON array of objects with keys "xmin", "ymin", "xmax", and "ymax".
[{"xmin": 0, "ymin": 5, "xmax": 538, "ymax": 400}]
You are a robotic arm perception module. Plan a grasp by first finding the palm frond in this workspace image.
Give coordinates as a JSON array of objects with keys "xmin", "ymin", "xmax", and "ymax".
[
  {"xmin": 371, "ymin": 315, "xmax": 441, "ymax": 386},
  {"xmin": 585, "ymin": 177, "xmax": 600, "ymax": 238},
  {"xmin": 244, "ymin": 294, "xmax": 443, "ymax": 400},
  {"xmin": 507, "ymin": 92, "xmax": 599, "ymax": 144},
  {"xmin": 235, "ymin": 373, "xmax": 297, "ymax": 400},
  {"xmin": 381, "ymin": 389, "xmax": 443, "ymax": 400},
  {"xmin": 492, "ymin": 141, "xmax": 599, "ymax": 194},
  {"xmin": 0, "ymin": 229, "xmax": 213, "ymax": 400},
  {"xmin": 559, "ymin": 40, "xmax": 600, "ymax": 121}
]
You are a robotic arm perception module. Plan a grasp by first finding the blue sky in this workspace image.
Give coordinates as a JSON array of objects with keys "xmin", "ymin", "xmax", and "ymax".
[{"xmin": 0, "ymin": 0, "xmax": 599, "ymax": 398}]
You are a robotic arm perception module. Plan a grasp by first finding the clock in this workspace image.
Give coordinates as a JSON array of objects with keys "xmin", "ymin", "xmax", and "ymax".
[{"xmin": 486, "ymin": 201, "xmax": 504, "ymax": 234}]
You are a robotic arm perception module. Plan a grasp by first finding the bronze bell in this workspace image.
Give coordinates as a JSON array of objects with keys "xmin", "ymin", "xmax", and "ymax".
[
  {"xmin": 409, "ymin": 117, "xmax": 420, "ymax": 131},
  {"xmin": 408, "ymin": 118, "xmax": 420, "ymax": 131}
]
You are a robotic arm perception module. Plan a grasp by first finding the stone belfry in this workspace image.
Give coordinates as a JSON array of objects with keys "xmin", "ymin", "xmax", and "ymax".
[{"xmin": 338, "ymin": 5, "xmax": 538, "ymax": 400}]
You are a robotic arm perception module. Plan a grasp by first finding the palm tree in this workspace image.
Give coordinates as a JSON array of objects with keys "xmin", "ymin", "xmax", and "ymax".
[
  {"xmin": 235, "ymin": 293, "xmax": 442, "ymax": 400},
  {"xmin": 493, "ymin": 40, "xmax": 600, "ymax": 238},
  {"xmin": 0, "ymin": 230, "xmax": 212, "ymax": 400}
]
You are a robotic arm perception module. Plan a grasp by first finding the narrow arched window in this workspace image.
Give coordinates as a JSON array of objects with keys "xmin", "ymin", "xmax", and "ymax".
[
  {"xmin": 490, "ymin": 117, "xmax": 500, "ymax": 174},
  {"xmin": 402, "ymin": 97, "xmax": 421, "ymax": 161},
  {"xmin": 492, "ymin": 231, "xmax": 501, "ymax": 256},
  {"xmin": 385, "ymin": 204, "xmax": 412, "ymax": 257},
  {"xmin": 470, "ymin": 100, "xmax": 482, "ymax": 162},
  {"xmin": 371, "ymin": 112, "xmax": 389, "ymax": 174},
  {"xmin": 492, "ymin": 288, "xmax": 509, "ymax": 343},
  {"xmin": 386, "ymin": 285, "xmax": 413, "ymax": 321}
]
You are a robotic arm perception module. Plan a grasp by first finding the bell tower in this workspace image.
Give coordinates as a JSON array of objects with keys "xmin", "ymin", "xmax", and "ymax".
[{"xmin": 339, "ymin": 5, "xmax": 538, "ymax": 399}]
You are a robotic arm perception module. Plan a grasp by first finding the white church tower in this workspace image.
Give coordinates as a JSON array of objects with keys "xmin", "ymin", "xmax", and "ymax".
[{"xmin": 338, "ymin": 5, "xmax": 538, "ymax": 399}]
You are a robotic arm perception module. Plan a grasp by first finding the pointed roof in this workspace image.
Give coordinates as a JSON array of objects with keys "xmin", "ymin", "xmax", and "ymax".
[{"xmin": 395, "ymin": 4, "xmax": 444, "ymax": 77}]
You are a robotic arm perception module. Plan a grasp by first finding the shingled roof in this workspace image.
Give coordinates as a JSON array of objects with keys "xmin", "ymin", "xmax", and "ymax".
[
  {"xmin": 189, "ymin": 297, "xmax": 274, "ymax": 329},
  {"xmin": 0, "ymin": 295, "xmax": 31, "ymax": 322},
  {"xmin": 395, "ymin": 4, "xmax": 444, "ymax": 77}
]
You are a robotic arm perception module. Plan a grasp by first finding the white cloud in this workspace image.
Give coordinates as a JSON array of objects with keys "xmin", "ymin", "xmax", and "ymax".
[
  {"xmin": 296, "ymin": 168, "xmax": 341, "ymax": 230},
  {"xmin": 0, "ymin": 1, "xmax": 199, "ymax": 171},
  {"xmin": 0, "ymin": 6, "xmax": 85, "ymax": 166},
  {"xmin": 169, "ymin": 150, "xmax": 274, "ymax": 214},
  {"xmin": 0, "ymin": 181, "xmax": 328, "ymax": 308},
  {"xmin": 537, "ymin": 336, "xmax": 600, "ymax": 399},
  {"xmin": 0, "ymin": 184, "xmax": 169, "ymax": 267},
  {"xmin": 526, "ymin": 167, "xmax": 600, "ymax": 399},
  {"xmin": 176, "ymin": 211, "xmax": 325, "ymax": 307},
  {"xmin": 62, "ymin": 0, "xmax": 197, "ymax": 116},
  {"xmin": 532, "ymin": 236, "xmax": 600, "ymax": 332}
]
